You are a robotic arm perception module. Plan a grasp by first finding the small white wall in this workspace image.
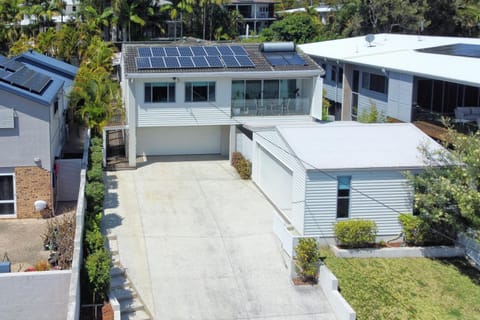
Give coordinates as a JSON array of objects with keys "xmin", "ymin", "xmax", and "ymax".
[
  {"xmin": 387, "ymin": 72, "xmax": 414, "ymax": 122},
  {"xmin": 0, "ymin": 270, "xmax": 71, "ymax": 320},
  {"xmin": 318, "ymin": 265, "xmax": 356, "ymax": 320},
  {"xmin": 235, "ymin": 130, "xmax": 253, "ymax": 160},
  {"xmin": 310, "ymin": 76, "xmax": 324, "ymax": 120}
]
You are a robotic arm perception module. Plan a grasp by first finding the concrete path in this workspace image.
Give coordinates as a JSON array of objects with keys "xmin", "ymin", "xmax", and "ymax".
[{"xmin": 103, "ymin": 156, "xmax": 336, "ymax": 320}]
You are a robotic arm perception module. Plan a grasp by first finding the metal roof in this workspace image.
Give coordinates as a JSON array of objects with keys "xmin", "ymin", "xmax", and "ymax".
[
  {"xmin": 299, "ymin": 33, "xmax": 480, "ymax": 87},
  {"xmin": 123, "ymin": 41, "xmax": 322, "ymax": 76},
  {"xmin": 15, "ymin": 50, "xmax": 78, "ymax": 80},
  {"xmin": 275, "ymin": 122, "xmax": 446, "ymax": 171}
]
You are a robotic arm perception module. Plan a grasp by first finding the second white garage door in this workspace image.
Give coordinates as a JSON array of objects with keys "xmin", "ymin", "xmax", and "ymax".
[{"xmin": 137, "ymin": 126, "xmax": 226, "ymax": 156}]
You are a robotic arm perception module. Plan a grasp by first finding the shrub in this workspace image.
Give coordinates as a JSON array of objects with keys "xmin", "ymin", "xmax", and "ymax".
[
  {"xmin": 90, "ymin": 136, "xmax": 102, "ymax": 148},
  {"xmin": 237, "ymin": 158, "xmax": 252, "ymax": 179},
  {"xmin": 86, "ymin": 181, "xmax": 104, "ymax": 213},
  {"xmin": 90, "ymin": 143, "xmax": 102, "ymax": 154},
  {"xmin": 398, "ymin": 214, "xmax": 454, "ymax": 246},
  {"xmin": 334, "ymin": 219, "xmax": 377, "ymax": 248},
  {"xmin": 85, "ymin": 228, "xmax": 105, "ymax": 255},
  {"xmin": 231, "ymin": 152, "xmax": 251, "ymax": 179},
  {"xmin": 42, "ymin": 213, "xmax": 76, "ymax": 269},
  {"xmin": 87, "ymin": 163, "xmax": 103, "ymax": 183},
  {"xmin": 85, "ymin": 248, "xmax": 111, "ymax": 303},
  {"xmin": 294, "ymin": 238, "xmax": 321, "ymax": 282},
  {"xmin": 90, "ymin": 150, "xmax": 103, "ymax": 164}
]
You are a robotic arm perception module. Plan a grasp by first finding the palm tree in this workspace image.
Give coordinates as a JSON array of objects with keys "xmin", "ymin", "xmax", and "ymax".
[{"xmin": 161, "ymin": 0, "xmax": 192, "ymax": 40}]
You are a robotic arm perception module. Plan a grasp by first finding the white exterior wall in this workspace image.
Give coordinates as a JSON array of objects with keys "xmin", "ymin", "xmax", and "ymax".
[
  {"xmin": 323, "ymin": 63, "xmax": 343, "ymax": 103},
  {"xmin": 0, "ymin": 270, "xmax": 71, "ymax": 320},
  {"xmin": 253, "ymin": 130, "xmax": 306, "ymax": 234},
  {"xmin": 304, "ymin": 170, "xmax": 413, "ymax": 237},
  {"xmin": 356, "ymin": 66, "xmax": 389, "ymax": 117},
  {"xmin": 387, "ymin": 72, "xmax": 414, "ymax": 122},
  {"xmin": 135, "ymin": 77, "xmax": 233, "ymax": 127},
  {"xmin": 235, "ymin": 130, "xmax": 253, "ymax": 160},
  {"xmin": 310, "ymin": 76, "xmax": 324, "ymax": 120},
  {"xmin": 50, "ymin": 93, "xmax": 66, "ymax": 167}
]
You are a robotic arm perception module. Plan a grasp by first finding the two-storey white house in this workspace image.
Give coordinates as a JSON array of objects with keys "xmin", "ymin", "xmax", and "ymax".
[
  {"xmin": 120, "ymin": 41, "xmax": 324, "ymax": 167},
  {"xmin": 300, "ymin": 34, "xmax": 480, "ymax": 124}
]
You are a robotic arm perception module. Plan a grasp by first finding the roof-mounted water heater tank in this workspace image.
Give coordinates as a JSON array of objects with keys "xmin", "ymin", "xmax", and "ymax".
[{"xmin": 260, "ymin": 42, "xmax": 296, "ymax": 52}]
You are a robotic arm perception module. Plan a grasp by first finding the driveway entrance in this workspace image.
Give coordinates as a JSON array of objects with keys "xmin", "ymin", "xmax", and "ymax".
[{"xmin": 104, "ymin": 156, "xmax": 335, "ymax": 319}]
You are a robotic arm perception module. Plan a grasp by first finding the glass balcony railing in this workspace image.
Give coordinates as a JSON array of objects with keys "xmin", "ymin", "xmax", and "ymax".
[{"xmin": 231, "ymin": 97, "xmax": 311, "ymax": 117}]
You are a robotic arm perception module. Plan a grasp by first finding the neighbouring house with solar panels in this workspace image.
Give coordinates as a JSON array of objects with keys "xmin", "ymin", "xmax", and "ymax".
[
  {"xmin": 120, "ymin": 41, "xmax": 325, "ymax": 167},
  {"xmin": 299, "ymin": 34, "xmax": 480, "ymax": 127},
  {"xmin": 0, "ymin": 51, "xmax": 78, "ymax": 218}
]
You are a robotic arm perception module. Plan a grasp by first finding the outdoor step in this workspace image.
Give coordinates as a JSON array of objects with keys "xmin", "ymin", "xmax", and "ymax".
[
  {"xmin": 110, "ymin": 266, "xmax": 125, "ymax": 277},
  {"xmin": 120, "ymin": 298, "xmax": 144, "ymax": 314},
  {"xmin": 111, "ymin": 275, "xmax": 130, "ymax": 289},
  {"xmin": 108, "ymin": 239, "xmax": 119, "ymax": 254},
  {"xmin": 120, "ymin": 309, "xmax": 151, "ymax": 320},
  {"xmin": 111, "ymin": 287, "xmax": 137, "ymax": 301}
]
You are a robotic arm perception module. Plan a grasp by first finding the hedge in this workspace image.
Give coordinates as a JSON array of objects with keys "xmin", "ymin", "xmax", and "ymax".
[{"xmin": 334, "ymin": 219, "xmax": 377, "ymax": 248}]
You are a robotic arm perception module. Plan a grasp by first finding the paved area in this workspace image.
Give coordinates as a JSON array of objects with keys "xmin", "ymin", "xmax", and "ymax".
[{"xmin": 103, "ymin": 156, "xmax": 336, "ymax": 320}]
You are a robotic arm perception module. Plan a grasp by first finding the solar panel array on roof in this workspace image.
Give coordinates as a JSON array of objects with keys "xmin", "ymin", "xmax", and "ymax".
[
  {"xmin": 0, "ymin": 56, "xmax": 52, "ymax": 94},
  {"xmin": 135, "ymin": 45, "xmax": 256, "ymax": 70},
  {"xmin": 263, "ymin": 52, "xmax": 306, "ymax": 66},
  {"xmin": 416, "ymin": 43, "xmax": 480, "ymax": 59}
]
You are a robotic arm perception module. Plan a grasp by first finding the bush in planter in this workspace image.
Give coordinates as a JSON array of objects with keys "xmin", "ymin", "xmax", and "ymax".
[
  {"xmin": 87, "ymin": 163, "xmax": 103, "ymax": 183},
  {"xmin": 398, "ymin": 213, "xmax": 455, "ymax": 246},
  {"xmin": 231, "ymin": 152, "xmax": 251, "ymax": 179},
  {"xmin": 294, "ymin": 238, "xmax": 321, "ymax": 282},
  {"xmin": 86, "ymin": 181, "xmax": 105, "ymax": 213},
  {"xmin": 334, "ymin": 219, "xmax": 377, "ymax": 248},
  {"xmin": 90, "ymin": 150, "xmax": 103, "ymax": 164}
]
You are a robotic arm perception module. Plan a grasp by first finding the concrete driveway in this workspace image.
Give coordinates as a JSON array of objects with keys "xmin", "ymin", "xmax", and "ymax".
[{"xmin": 103, "ymin": 156, "xmax": 335, "ymax": 320}]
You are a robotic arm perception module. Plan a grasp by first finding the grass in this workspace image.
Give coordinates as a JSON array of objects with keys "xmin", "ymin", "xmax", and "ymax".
[{"xmin": 320, "ymin": 249, "xmax": 480, "ymax": 320}]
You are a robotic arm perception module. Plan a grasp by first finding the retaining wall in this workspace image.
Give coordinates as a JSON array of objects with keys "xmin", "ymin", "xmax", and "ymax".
[
  {"xmin": 330, "ymin": 244, "xmax": 465, "ymax": 259},
  {"xmin": 458, "ymin": 233, "xmax": 480, "ymax": 269},
  {"xmin": 318, "ymin": 265, "xmax": 356, "ymax": 320}
]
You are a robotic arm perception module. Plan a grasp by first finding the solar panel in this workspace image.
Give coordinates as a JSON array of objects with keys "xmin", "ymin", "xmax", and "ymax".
[
  {"xmin": 24, "ymin": 74, "xmax": 51, "ymax": 93},
  {"xmin": 416, "ymin": 43, "xmax": 480, "ymax": 58},
  {"xmin": 150, "ymin": 57, "xmax": 166, "ymax": 68},
  {"xmin": 283, "ymin": 53, "xmax": 306, "ymax": 65},
  {"xmin": 178, "ymin": 47, "xmax": 193, "ymax": 56},
  {"xmin": 264, "ymin": 53, "xmax": 288, "ymax": 66},
  {"xmin": 217, "ymin": 46, "xmax": 234, "ymax": 56},
  {"xmin": 165, "ymin": 47, "xmax": 180, "ymax": 56},
  {"xmin": 136, "ymin": 57, "xmax": 151, "ymax": 69},
  {"xmin": 0, "ymin": 69, "xmax": 10, "ymax": 78},
  {"xmin": 178, "ymin": 56, "xmax": 195, "ymax": 68},
  {"xmin": 236, "ymin": 55, "xmax": 255, "ymax": 67},
  {"xmin": 5, "ymin": 66, "xmax": 36, "ymax": 86},
  {"xmin": 164, "ymin": 57, "xmax": 180, "ymax": 68},
  {"xmin": 191, "ymin": 46, "xmax": 207, "ymax": 56},
  {"xmin": 192, "ymin": 56, "xmax": 209, "ymax": 68},
  {"xmin": 206, "ymin": 56, "xmax": 223, "ymax": 68},
  {"xmin": 204, "ymin": 46, "xmax": 220, "ymax": 56},
  {"xmin": 230, "ymin": 46, "xmax": 247, "ymax": 55},
  {"xmin": 138, "ymin": 47, "xmax": 152, "ymax": 57},
  {"xmin": 222, "ymin": 55, "xmax": 240, "ymax": 67},
  {"xmin": 3, "ymin": 60, "xmax": 24, "ymax": 72},
  {"xmin": 151, "ymin": 47, "xmax": 166, "ymax": 56}
]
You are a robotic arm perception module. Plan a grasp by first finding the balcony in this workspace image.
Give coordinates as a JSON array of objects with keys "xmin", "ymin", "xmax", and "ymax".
[{"xmin": 231, "ymin": 97, "xmax": 310, "ymax": 117}]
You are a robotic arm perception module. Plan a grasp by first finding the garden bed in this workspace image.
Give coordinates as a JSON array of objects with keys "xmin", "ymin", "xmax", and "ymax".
[{"xmin": 330, "ymin": 243, "xmax": 464, "ymax": 259}]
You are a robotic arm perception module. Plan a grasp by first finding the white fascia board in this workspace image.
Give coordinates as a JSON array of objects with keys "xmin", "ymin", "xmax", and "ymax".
[{"xmin": 125, "ymin": 70, "xmax": 322, "ymax": 79}]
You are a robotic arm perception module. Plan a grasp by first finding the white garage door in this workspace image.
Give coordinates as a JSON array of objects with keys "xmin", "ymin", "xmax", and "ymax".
[
  {"xmin": 137, "ymin": 126, "xmax": 223, "ymax": 155},
  {"xmin": 257, "ymin": 145, "xmax": 293, "ymax": 212}
]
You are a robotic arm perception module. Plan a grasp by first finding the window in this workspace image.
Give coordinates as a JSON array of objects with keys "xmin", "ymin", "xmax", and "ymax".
[
  {"xmin": 330, "ymin": 65, "xmax": 337, "ymax": 82},
  {"xmin": 72, "ymin": 5, "xmax": 76, "ymax": 11},
  {"xmin": 362, "ymin": 72, "xmax": 387, "ymax": 94},
  {"xmin": 0, "ymin": 175, "xmax": 15, "ymax": 215},
  {"xmin": 336, "ymin": 176, "xmax": 351, "ymax": 218},
  {"xmin": 145, "ymin": 82, "xmax": 175, "ymax": 103},
  {"xmin": 185, "ymin": 81, "xmax": 215, "ymax": 102}
]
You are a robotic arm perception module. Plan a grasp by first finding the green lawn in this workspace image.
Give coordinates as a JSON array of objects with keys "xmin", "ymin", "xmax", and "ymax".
[{"xmin": 321, "ymin": 249, "xmax": 480, "ymax": 320}]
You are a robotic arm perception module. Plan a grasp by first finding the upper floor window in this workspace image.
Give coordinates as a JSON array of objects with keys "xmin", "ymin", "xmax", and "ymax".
[
  {"xmin": 185, "ymin": 81, "xmax": 215, "ymax": 102},
  {"xmin": 330, "ymin": 65, "xmax": 343, "ymax": 84},
  {"xmin": 145, "ymin": 82, "xmax": 175, "ymax": 103},
  {"xmin": 362, "ymin": 72, "xmax": 387, "ymax": 94},
  {"xmin": 336, "ymin": 176, "xmax": 351, "ymax": 218},
  {"xmin": 0, "ymin": 174, "xmax": 15, "ymax": 215}
]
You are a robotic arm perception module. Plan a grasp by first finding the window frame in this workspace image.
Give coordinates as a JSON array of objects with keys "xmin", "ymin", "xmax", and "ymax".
[
  {"xmin": 336, "ymin": 176, "xmax": 351, "ymax": 219},
  {"xmin": 144, "ymin": 82, "xmax": 176, "ymax": 103},
  {"xmin": 362, "ymin": 72, "xmax": 388, "ymax": 94},
  {"xmin": 0, "ymin": 174, "xmax": 15, "ymax": 216},
  {"xmin": 185, "ymin": 81, "xmax": 216, "ymax": 102}
]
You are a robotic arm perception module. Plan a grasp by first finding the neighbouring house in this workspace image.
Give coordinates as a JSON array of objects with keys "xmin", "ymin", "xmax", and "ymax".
[
  {"xmin": 225, "ymin": 0, "xmax": 278, "ymax": 35},
  {"xmin": 250, "ymin": 122, "xmax": 445, "ymax": 244},
  {"xmin": 120, "ymin": 40, "xmax": 324, "ymax": 167},
  {"xmin": 299, "ymin": 34, "xmax": 480, "ymax": 124},
  {"xmin": 0, "ymin": 51, "xmax": 78, "ymax": 218},
  {"xmin": 276, "ymin": 3, "xmax": 336, "ymax": 25}
]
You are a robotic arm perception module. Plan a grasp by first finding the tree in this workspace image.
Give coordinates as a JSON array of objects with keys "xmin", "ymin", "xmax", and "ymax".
[
  {"xmin": 260, "ymin": 12, "xmax": 322, "ymax": 43},
  {"xmin": 426, "ymin": 0, "xmax": 480, "ymax": 37},
  {"xmin": 160, "ymin": 0, "xmax": 193, "ymax": 40},
  {"xmin": 409, "ymin": 125, "xmax": 480, "ymax": 234}
]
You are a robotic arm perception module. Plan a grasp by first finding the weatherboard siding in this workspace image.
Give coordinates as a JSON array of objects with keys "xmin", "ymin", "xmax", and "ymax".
[
  {"xmin": 387, "ymin": 72, "xmax": 414, "ymax": 122},
  {"xmin": 253, "ymin": 130, "xmax": 306, "ymax": 234},
  {"xmin": 304, "ymin": 170, "xmax": 412, "ymax": 237}
]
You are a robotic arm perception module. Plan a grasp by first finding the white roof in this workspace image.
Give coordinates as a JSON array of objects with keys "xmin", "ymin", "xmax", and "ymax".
[
  {"xmin": 276, "ymin": 122, "xmax": 445, "ymax": 170},
  {"xmin": 299, "ymin": 33, "xmax": 480, "ymax": 87}
]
